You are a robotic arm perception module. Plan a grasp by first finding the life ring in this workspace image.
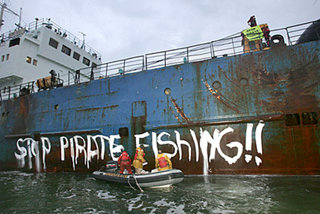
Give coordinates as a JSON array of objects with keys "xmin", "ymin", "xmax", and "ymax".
[{"xmin": 270, "ymin": 34, "xmax": 285, "ymax": 46}]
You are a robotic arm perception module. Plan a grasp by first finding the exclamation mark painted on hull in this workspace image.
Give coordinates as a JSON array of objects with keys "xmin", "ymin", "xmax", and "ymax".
[
  {"xmin": 245, "ymin": 123, "xmax": 254, "ymax": 163},
  {"xmin": 255, "ymin": 121, "xmax": 265, "ymax": 166},
  {"xmin": 245, "ymin": 120, "xmax": 265, "ymax": 166}
]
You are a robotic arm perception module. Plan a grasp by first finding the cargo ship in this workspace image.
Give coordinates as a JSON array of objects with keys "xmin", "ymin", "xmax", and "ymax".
[{"xmin": 1, "ymin": 12, "xmax": 320, "ymax": 174}]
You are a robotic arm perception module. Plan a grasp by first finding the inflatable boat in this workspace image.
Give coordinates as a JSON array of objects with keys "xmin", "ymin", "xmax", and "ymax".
[{"xmin": 92, "ymin": 169, "xmax": 184, "ymax": 188}]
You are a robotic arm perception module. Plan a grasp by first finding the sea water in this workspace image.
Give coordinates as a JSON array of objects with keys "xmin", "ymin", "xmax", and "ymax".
[{"xmin": 0, "ymin": 171, "xmax": 319, "ymax": 213}]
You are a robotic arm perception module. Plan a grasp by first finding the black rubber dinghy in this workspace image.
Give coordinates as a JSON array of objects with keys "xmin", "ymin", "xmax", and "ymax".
[{"xmin": 92, "ymin": 169, "xmax": 184, "ymax": 188}]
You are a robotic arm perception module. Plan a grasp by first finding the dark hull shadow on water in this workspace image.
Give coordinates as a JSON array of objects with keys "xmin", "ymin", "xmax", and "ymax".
[{"xmin": 1, "ymin": 171, "xmax": 320, "ymax": 213}]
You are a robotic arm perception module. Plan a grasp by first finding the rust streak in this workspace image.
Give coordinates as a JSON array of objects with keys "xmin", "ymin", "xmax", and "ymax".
[
  {"xmin": 170, "ymin": 98, "xmax": 191, "ymax": 124},
  {"xmin": 76, "ymin": 105, "xmax": 119, "ymax": 112},
  {"xmin": 169, "ymin": 106, "xmax": 183, "ymax": 125},
  {"xmin": 203, "ymin": 80, "xmax": 240, "ymax": 113}
]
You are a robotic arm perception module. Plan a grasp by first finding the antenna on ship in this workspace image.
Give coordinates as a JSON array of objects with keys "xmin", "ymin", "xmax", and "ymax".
[
  {"xmin": 80, "ymin": 31, "xmax": 86, "ymax": 50},
  {"xmin": 0, "ymin": 2, "xmax": 21, "ymax": 32}
]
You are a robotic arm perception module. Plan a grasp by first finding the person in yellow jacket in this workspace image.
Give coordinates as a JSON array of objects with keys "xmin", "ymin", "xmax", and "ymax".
[
  {"xmin": 155, "ymin": 150, "xmax": 172, "ymax": 171},
  {"xmin": 132, "ymin": 145, "xmax": 146, "ymax": 174}
]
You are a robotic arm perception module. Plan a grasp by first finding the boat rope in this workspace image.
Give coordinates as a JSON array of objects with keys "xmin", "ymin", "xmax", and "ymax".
[
  {"xmin": 133, "ymin": 175, "xmax": 144, "ymax": 192},
  {"xmin": 127, "ymin": 175, "xmax": 137, "ymax": 191}
]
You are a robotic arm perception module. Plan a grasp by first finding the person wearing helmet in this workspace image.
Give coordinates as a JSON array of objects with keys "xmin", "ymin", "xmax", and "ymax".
[
  {"xmin": 132, "ymin": 144, "xmax": 147, "ymax": 174},
  {"xmin": 155, "ymin": 150, "xmax": 172, "ymax": 171},
  {"xmin": 118, "ymin": 151, "xmax": 133, "ymax": 174}
]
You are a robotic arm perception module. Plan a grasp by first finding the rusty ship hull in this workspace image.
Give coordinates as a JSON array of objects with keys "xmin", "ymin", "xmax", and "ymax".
[{"xmin": 1, "ymin": 21, "xmax": 320, "ymax": 175}]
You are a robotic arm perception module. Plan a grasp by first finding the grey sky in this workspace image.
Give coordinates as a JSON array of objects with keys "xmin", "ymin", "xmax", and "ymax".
[{"xmin": 1, "ymin": 0, "xmax": 320, "ymax": 62}]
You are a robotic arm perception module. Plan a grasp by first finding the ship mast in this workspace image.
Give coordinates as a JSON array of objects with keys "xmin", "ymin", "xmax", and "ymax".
[{"xmin": 0, "ymin": 2, "xmax": 21, "ymax": 32}]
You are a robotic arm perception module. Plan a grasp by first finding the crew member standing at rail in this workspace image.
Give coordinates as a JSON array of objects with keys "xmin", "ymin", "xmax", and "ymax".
[
  {"xmin": 262, "ymin": 25, "xmax": 271, "ymax": 46},
  {"xmin": 155, "ymin": 150, "xmax": 172, "ymax": 171},
  {"xmin": 248, "ymin": 15, "xmax": 257, "ymax": 27},
  {"xmin": 118, "ymin": 151, "xmax": 133, "ymax": 174},
  {"xmin": 132, "ymin": 144, "xmax": 146, "ymax": 174},
  {"xmin": 49, "ymin": 69, "xmax": 57, "ymax": 89}
]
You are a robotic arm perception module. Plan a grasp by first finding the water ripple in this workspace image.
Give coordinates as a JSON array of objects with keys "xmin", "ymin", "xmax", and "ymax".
[{"xmin": 0, "ymin": 173, "xmax": 319, "ymax": 213}]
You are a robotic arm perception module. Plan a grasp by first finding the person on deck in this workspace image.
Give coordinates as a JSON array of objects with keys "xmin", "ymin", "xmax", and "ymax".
[
  {"xmin": 118, "ymin": 151, "xmax": 133, "ymax": 174},
  {"xmin": 262, "ymin": 25, "xmax": 271, "ymax": 46},
  {"xmin": 155, "ymin": 150, "xmax": 172, "ymax": 171},
  {"xmin": 49, "ymin": 69, "xmax": 57, "ymax": 89},
  {"xmin": 247, "ymin": 15, "xmax": 257, "ymax": 27},
  {"xmin": 132, "ymin": 145, "xmax": 147, "ymax": 174}
]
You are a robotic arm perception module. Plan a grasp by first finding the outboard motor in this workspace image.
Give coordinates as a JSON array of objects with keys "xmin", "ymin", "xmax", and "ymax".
[
  {"xmin": 297, "ymin": 19, "xmax": 320, "ymax": 44},
  {"xmin": 104, "ymin": 160, "xmax": 118, "ymax": 172}
]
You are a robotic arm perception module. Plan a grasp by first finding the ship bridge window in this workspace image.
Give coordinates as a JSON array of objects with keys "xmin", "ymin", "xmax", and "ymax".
[
  {"xmin": 26, "ymin": 56, "xmax": 32, "ymax": 64},
  {"xmin": 9, "ymin": 38, "xmax": 20, "ymax": 47},
  {"xmin": 284, "ymin": 113, "xmax": 300, "ymax": 126},
  {"xmin": 302, "ymin": 112, "xmax": 318, "ymax": 125},
  {"xmin": 73, "ymin": 51, "xmax": 80, "ymax": 61},
  {"xmin": 33, "ymin": 59, "xmax": 38, "ymax": 66},
  {"xmin": 83, "ymin": 57, "xmax": 90, "ymax": 66},
  {"xmin": 2, "ymin": 54, "xmax": 9, "ymax": 61},
  {"xmin": 61, "ymin": 45, "xmax": 71, "ymax": 56},
  {"xmin": 49, "ymin": 38, "xmax": 58, "ymax": 49}
]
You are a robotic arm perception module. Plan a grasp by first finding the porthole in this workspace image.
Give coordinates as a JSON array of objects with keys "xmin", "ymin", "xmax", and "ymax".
[
  {"xmin": 26, "ymin": 56, "xmax": 32, "ymax": 64},
  {"xmin": 212, "ymin": 81, "xmax": 221, "ymax": 89},
  {"xmin": 164, "ymin": 88, "xmax": 171, "ymax": 95},
  {"xmin": 240, "ymin": 78, "xmax": 248, "ymax": 86}
]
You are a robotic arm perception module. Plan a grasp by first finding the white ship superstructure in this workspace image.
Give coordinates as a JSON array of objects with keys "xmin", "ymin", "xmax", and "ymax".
[{"xmin": 0, "ymin": 18, "xmax": 102, "ymax": 89}]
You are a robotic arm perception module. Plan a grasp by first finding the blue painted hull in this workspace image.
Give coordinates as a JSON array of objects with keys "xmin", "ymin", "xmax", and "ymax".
[{"xmin": 1, "ymin": 37, "xmax": 320, "ymax": 175}]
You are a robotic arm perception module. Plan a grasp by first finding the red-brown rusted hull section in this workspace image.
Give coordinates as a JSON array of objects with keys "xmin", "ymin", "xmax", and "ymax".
[{"xmin": 1, "ymin": 27, "xmax": 320, "ymax": 175}]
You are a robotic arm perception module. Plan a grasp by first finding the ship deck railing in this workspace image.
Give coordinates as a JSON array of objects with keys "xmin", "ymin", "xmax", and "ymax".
[
  {"xmin": 0, "ymin": 20, "xmax": 319, "ymax": 102},
  {"xmin": 74, "ymin": 20, "xmax": 319, "ymax": 81}
]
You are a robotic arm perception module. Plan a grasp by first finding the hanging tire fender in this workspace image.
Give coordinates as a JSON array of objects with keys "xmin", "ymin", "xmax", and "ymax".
[{"xmin": 270, "ymin": 34, "xmax": 285, "ymax": 47}]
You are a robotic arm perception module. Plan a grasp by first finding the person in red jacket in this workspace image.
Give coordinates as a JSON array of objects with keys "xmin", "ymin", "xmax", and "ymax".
[{"xmin": 118, "ymin": 151, "xmax": 133, "ymax": 174}]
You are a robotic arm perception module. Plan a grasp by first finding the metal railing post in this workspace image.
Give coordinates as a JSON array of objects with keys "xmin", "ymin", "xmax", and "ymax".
[
  {"xmin": 187, "ymin": 47, "xmax": 189, "ymax": 62},
  {"xmin": 164, "ymin": 51, "xmax": 167, "ymax": 67},
  {"xmin": 145, "ymin": 55, "xmax": 148, "ymax": 70},
  {"xmin": 123, "ymin": 59, "xmax": 126, "ymax": 73},
  {"xmin": 285, "ymin": 28, "xmax": 292, "ymax": 45},
  {"xmin": 210, "ymin": 42, "xmax": 215, "ymax": 58},
  {"xmin": 105, "ymin": 63, "xmax": 108, "ymax": 77},
  {"xmin": 232, "ymin": 38, "xmax": 236, "ymax": 55},
  {"xmin": 141, "ymin": 57, "xmax": 144, "ymax": 71}
]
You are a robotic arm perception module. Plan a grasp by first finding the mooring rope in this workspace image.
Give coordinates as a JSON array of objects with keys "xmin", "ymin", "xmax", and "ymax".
[
  {"xmin": 133, "ymin": 175, "xmax": 144, "ymax": 192},
  {"xmin": 127, "ymin": 175, "xmax": 137, "ymax": 191}
]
